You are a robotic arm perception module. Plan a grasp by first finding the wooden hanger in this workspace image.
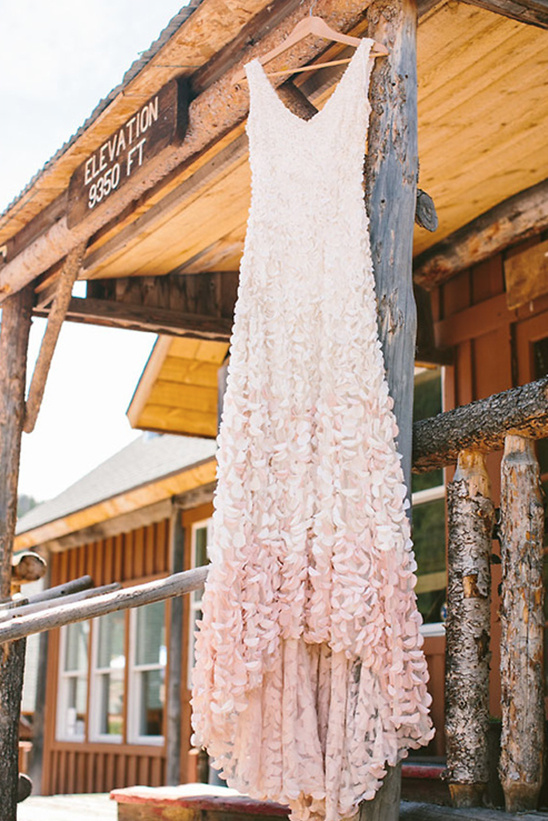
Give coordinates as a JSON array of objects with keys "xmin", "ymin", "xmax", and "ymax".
[{"xmin": 233, "ymin": 17, "xmax": 388, "ymax": 84}]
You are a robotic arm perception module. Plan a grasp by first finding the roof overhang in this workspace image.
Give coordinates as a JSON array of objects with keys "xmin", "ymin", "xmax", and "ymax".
[
  {"xmin": 14, "ymin": 457, "xmax": 216, "ymax": 551},
  {"xmin": 127, "ymin": 336, "xmax": 228, "ymax": 437}
]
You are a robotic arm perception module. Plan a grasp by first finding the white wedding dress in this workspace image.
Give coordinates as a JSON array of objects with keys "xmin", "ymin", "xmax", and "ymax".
[{"xmin": 191, "ymin": 38, "xmax": 434, "ymax": 821}]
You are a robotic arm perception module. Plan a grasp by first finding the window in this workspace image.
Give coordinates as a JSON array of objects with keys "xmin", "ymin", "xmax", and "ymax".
[
  {"xmin": 188, "ymin": 519, "xmax": 212, "ymax": 687},
  {"xmin": 57, "ymin": 598, "xmax": 168, "ymax": 745},
  {"xmin": 128, "ymin": 601, "xmax": 167, "ymax": 744},
  {"xmin": 57, "ymin": 621, "xmax": 89, "ymax": 740},
  {"xmin": 90, "ymin": 610, "xmax": 126, "ymax": 742},
  {"xmin": 412, "ymin": 366, "xmax": 447, "ymax": 628}
]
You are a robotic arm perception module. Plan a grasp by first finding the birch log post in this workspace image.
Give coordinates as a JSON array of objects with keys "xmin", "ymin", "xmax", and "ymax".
[
  {"xmin": 445, "ymin": 450, "xmax": 494, "ymax": 807},
  {"xmin": 0, "ymin": 285, "xmax": 34, "ymax": 821},
  {"xmin": 498, "ymin": 435, "xmax": 545, "ymax": 813},
  {"xmin": 359, "ymin": 0, "xmax": 418, "ymax": 816}
]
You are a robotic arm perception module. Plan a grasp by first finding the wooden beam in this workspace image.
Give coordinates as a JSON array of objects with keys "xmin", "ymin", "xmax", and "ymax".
[
  {"xmin": 462, "ymin": 0, "xmax": 548, "ymax": 28},
  {"xmin": 0, "ymin": 285, "xmax": 33, "ymax": 821},
  {"xmin": 34, "ymin": 296, "xmax": 233, "ymax": 340},
  {"xmin": 0, "ymin": 566, "xmax": 209, "ymax": 644},
  {"xmin": 24, "ymin": 244, "xmax": 86, "ymax": 434},
  {"xmin": 445, "ymin": 451, "xmax": 493, "ymax": 807},
  {"xmin": 360, "ymin": 0, "xmax": 418, "ymax": 816},
  {"xmin": 499, "ymin": 436, "xmax": 545, "ymax": 813},
  {"xmin": 412, "ymin": 376, "xmax": 548, "ymax": 472},
  {"xmin": 413, "ymin": 179, "xmax": 548, "ymax": 290}
]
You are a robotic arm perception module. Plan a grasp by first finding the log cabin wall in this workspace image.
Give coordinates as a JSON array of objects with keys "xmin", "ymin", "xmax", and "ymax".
[
  {"xmin": 40, "ymin": 509, "xmax": 212, "ymax": 795},
  {"xmin": 427, "ymin": 228, "xmax": 548, "ymax": 727}
]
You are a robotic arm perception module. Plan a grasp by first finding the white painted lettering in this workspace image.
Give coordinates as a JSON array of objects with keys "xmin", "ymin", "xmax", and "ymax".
[
  {"xmin": 84, "ymin": 157, "xmax": 94, "ymax": 186},
  {"xmin": 127, "ymin": 116, "xmax": 136, "ymax": 144},
  {"xmin": 99, "ymin": 144, "xmax": 108, "ymax": 172},
  {"xmin": 116, "ymin": 129, "xmax": 126, "ymax": 156},
  {"xmin": 107, "ymin": 134, "xmax": 117, "ymax": 163},
  {"xmin": 140, "ymin": 107, "xmax": 149, "ymax": 133},
  {"xmin": 126, "ymin": 137, "xmax": 146, "ymax": 176},
  {"xmin": 148, "ymin": 96, "xmax": 159, "ymax": 124}
]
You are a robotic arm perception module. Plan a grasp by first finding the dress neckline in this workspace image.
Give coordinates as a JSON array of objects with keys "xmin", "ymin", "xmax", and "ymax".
[{"xmin": 245, "ymin": 38, "xmax": 373, "ymax": 127}]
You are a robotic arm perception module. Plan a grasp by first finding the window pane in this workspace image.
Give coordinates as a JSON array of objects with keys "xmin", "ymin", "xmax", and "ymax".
[
  {"xmin": 138, "ymin": 669, "xmax": 165, "ymax": 736},
  {"xmin": 413, "ymin": 368, "xmax": 442, "ymax": 422},
  {"xmin": 65, "ymin": 622, "xmax": 89, "ymax": 673},
  {"xmin": 194, "ymin": 527, "xmax": 209, "ymax": 567},
  {"xmin": 66, "ymin": 677, "xmax": 87, "ymax": 738},
  {"xmin": 98, "ymin": 670, "xmax": 124, "ymax": 736},
  {"xmin": 97, "ymin": 611, "xmax": 125, "ymax": 670},
  {"xmin": 413, "ymin": 368, "xmax": 443, "ymax": 491},
  {"xmin": 412, "ymin": 498, "xmax": 446, "ymax": 623},
  {"xmin": 135, "ymin": 602, "xmax": 166, "ymax": 667}
]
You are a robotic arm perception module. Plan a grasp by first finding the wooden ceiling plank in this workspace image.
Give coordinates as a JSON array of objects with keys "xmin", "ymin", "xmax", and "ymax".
[
  {"xmin": 418, "ymin": 25, "xmax": 545, "ymax": 125},
  {"xmin": 135, "ymin": 404, "xmax": 218, "ymax": 437},
  {"xmin": 160, "ymin": 356, "xmax": 222, "ymax": 386},
  {"xmin": 148, "ymin": 381, "xmax": 218, "ymax": 413}
]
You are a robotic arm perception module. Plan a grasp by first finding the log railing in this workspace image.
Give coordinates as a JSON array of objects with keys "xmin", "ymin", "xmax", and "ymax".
[
  {"xmin": 1, "ymin": 376, "xmax": 546, "ymax": 813},
  {"xmin": 413, "ymin": 376, "xmax": 548, "ymax": 813}
]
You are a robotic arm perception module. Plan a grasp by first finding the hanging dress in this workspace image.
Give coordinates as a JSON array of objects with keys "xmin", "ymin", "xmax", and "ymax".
[{"xmin": 191, "ymin": 38, "xmax": 434, "ymax": 821}]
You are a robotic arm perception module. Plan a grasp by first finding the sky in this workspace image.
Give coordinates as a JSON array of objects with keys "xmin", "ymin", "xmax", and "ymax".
[{"xmin": 0, "ymin": 0, "xmax": 187, "ymax": 502}]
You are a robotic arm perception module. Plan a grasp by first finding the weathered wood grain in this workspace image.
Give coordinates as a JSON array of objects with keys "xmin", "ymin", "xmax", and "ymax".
[
  {"xmin": 0, "ymin": 285, "xmax": 33, "ymax": 820},
  {"xmin": 360, "ymin": 0, "xmax": 418, "ymax": 816},
  {"xmin": 0, "ymin": 638, "xmax": 26, "ymax": 819},
  {"xmin": 0, "ymin": 566, "xmax": 208, "ymax": 644},
  {"xmin": 462, "ymin": 0, "xmax": 548, "ymax": 29},
  {"xmin": 413, "ymin": 178, "xmax": 548, "ymax": 289},
  {"xmin": 0, "ymin": 574, "xmax": 94, "ymax": 611},
  {"xmin": 445, "ymin": 451, "xmax": 494, "ymax": 807},
  {"xmin": 412, "ymin": 376, "xmax": 548, "ymax": 472},
  {"xmin": 498, "ymin": 436, "xmax": 545, "ymax": 813},
  {"xmin": 35, "ymin": 296, "xmax": 233, "ymax": 340}
]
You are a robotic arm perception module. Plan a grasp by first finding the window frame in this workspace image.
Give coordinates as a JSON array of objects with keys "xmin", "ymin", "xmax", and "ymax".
[
  {"xmin": 56, "ymin": 622, "xmax": 89, "ymax": 742},
  {"xmin": 413, "ymin": 366, "xmax": 447, "ymax": 638},
  {"xmin": 187, "ymin": 517, "xmax": 212, "ymax": 688},
  {"xmin": 88, "ymin": 612, "xmax": 126, "ymax": 744},
  {"xmin": 127, "ymin": 602, "xmax": 167, "ymax": 746}
]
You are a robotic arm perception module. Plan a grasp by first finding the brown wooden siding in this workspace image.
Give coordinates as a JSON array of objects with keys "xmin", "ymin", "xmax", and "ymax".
[
  {"xmin": 42, "ymin": 518, "xmax": 173, "ymax": 795},
  {"xmin": 426, "ymin": 231, "xmax": 548, "ymax": 730}
]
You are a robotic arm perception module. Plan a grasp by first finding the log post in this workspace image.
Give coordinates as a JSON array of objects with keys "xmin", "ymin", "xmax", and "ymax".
[
  {"xmin": 445, "ymin": 450, "xmax": 494, "ymax": 807},
  {"xmin": 0, "ymin": 285, "xmax": 34, "ymax": 821},
  {"xmin": 498, "ymin": 435, "xmax": 545, "ymax": 813},
  {"xmin": 359, "ymin": 0, "xmax": 418, "ymax": 816}
]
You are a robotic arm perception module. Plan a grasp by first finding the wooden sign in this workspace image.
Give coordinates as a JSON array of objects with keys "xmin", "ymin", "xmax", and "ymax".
[{"xmin": 67, "ymin": 79, "xmax": 189, "ymax": 228}]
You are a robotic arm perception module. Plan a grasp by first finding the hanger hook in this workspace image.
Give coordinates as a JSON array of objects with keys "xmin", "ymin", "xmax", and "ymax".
[{"xmin": 309, "ymin": 0, "xmax": 319, "ymax": 16}]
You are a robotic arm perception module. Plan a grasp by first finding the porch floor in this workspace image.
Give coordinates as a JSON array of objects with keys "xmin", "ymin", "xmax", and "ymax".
[
  {"xmin": 16, "ymin": 795, "xmax": 548, "ymax": 821},
  {"xmin": 17, "ymin": 793, "xmax": 116, "ymax": 821}
]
